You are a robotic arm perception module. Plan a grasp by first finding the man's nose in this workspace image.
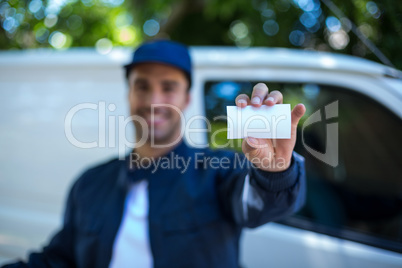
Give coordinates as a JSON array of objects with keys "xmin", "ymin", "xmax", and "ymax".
[{"xmin": 147, "ymin": 90, "xmax": 164, "ymax": 105}]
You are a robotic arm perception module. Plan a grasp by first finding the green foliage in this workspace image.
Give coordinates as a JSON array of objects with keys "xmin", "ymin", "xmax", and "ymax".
[
  {"xmin": 209, "ymin": 121, "xmax": 243, "ymax": 151},
  {"xmin": 0, "ymin": 0, "xmax": 401, "ymax": 69},
  {"xmin": 0, "ymin": 0, "xmax": 141, "ymax": 49}
]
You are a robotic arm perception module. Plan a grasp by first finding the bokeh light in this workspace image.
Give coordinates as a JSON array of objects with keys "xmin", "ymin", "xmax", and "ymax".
[
  {"xmin": 81, "ymin": 0, "xmax": 93, "ymax": 7},
  {"xmin": 291, "ymin": 0, "xmax": 322, "ymax": 37},
  {"xmin": 46, "ymin": 0, "xmax": 65, "ymax": 15},
  {"xmin": 115, "ymin": 11, "xmax": 133, "ymax": 28},
  {"xmin": 366, "ymin": 1, "xmax": 380, "ymax": 18},
  {"xmin": 44, "ymin": 14, "xmax": 58, "ymax": 28},
  {"xmin": 229, "ymin": 20, "xmax": 251, "ymax": 47},
  {"xmin": 100, "ymin": 0, "xmax": 125, "ymax": 7},
  {"xmin": 328, "ymin": 29, "xmax": 349, "ymax": 50},
  {"xmin": 261, "ymin": 9, "xmax": 275, "ymax": 19},
  {"xmin": 357, "ymin": 23, "xmax": 373, "ymax": 38},
  {"xmin": 366, "ymin": 1, "xmax": 378, "ymax": 14},
  {"xmin": 95, "ymin": 38, "xmax": 113, "ymax": 54},
  {"xmin": 340, "ymin": 17, "xmax": 352, "ymax": 32},
  {"xmin": 49, "ymin": 31, "xmax": 68, "ymax": 49},
  {"xmin": 289, "ymin": 30, "xmax": 305, "ymax": 46},
  {"xmin": 28, "ymin": 0, "xmax": 42, "ymax": 14},
  {"xmin": 35, "ymin": 27, "xmax": 49, "ymax": 43},
  {"xmin": 263, "ymin": 20, "xmax": 279, "ymax": 36},
  {"xmin": 143, "ymin": 19, "xmax": 160, "ymax": 37},
  {"xmin": 293, "ymin": 0, "xmax": 320, "ymax": 12},
  {"xmin": 300, "ymin": 12, "xmax": 317, "ymax": 28},
  {"xmin": 3, "ymin": 16, "xmax": 16, "ymax": 32},
  {"xmin": 230, "ymin": 20, "xmax": 248, "ymax": 39},
  {"xmin": 326, "ymin": 16, "xmax": 341, "ymax": 33},
  {"xmin": 235, "ymin": 36, "xmax": 252, "ymax": 47},
  {"xmin": 302, "ymin": 84, "xmax": 320, "ymax": 99},
  {"xmin": 114, "ymin": 25, "xmax": 137, "ymax": 45}
]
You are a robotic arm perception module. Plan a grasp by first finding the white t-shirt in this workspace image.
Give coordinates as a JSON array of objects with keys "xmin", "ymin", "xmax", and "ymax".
[{"xmin": 109, "ymin": 180, "xmax": 152, "ymax": 268}]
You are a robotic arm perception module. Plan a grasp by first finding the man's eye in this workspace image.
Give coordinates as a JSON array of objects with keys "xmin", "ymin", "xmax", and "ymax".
[
  {"xmin": 135, "ymin": 86, "xmax": 148, "ymax": 92},
  {"xmin": 163, "ymin": 87, "xmax": 175, "ymax": 93}
]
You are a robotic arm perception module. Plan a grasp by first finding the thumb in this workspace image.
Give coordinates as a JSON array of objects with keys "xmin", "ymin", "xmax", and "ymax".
[
  {"xmin": 242, "ymin": 137, "xmax": 273, "ymax": 160},
  {"xmin": 243, "ymin": 137, "xmax": 269, "ymax": 151},
  {"xmin": 291, "ymin": 103, "xmax": 306, "ymax": 127},
  {"xmin": 242, "ymin": 137, "xmax": 261, "ymax": 156}
]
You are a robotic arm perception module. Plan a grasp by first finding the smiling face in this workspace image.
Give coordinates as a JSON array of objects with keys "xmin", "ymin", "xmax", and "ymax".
[{"xmin": 127, "ymin": 63, "xmax": 190, "ymax": 146}]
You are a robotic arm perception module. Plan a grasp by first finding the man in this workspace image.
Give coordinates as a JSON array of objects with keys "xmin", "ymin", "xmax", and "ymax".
[{"xmin": 3, "ymin": 40, "xmax": 306, "ymax": 268}]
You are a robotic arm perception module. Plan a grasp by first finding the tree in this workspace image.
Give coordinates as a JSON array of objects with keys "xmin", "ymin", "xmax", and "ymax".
[{"xmin": 1, "ymin": 0, "xmax": 401, "ymax": 69}]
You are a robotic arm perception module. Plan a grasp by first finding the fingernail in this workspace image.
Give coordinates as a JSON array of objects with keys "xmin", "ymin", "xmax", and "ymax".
[
  {"xmin": 267, "ymin": 97, "xmax": 274, "ymax": 103},
  {"xmin": 238, "ymin": 99, "xmax": 247, "ymax": 105},
  {"xmin": 251, "ymin": 97, "xmax": 260, "ymax": 104},
  {"xmin": 247, "ymin": 137, "xmax": 258, "ymax": 145}
]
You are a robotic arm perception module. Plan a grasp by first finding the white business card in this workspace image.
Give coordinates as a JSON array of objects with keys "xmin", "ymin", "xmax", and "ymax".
[{"xmin": 226, "ymin": 104, "xmax": 291, "ymax": 139}]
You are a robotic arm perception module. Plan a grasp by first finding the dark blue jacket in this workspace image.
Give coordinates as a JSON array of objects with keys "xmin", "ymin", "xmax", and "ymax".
[{"xmin": 4, "ymin": 141, "xmax": 306, "ymax": 268}]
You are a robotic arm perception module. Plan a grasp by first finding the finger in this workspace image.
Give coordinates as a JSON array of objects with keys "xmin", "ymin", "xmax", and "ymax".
[
  {"xmin": 263, "ymin": 90, "xmax": 283, "ymax": 106},
  {"xmin": 235, "ymin": 94, "xmax": 250, "ymax": 108},
  {"xmin": 245, "ymin": 137, "xmax": 269, "ymax": 149},
  {"xmin": 291, "ymin": 103, "xmax": 306, "ymax": 127},
  {"xmin": 242, "ymin": 138, "xmax": 274, "ymax": 164},
  {"xmin": 250, "ymin": 83, "xmax": 269, "ymax": 107}
]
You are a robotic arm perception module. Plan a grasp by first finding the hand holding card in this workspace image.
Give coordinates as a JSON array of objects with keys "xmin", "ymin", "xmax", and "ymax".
[{"xmin": 234, "ymin": 83, "xmax": 305, "ymax": 172}]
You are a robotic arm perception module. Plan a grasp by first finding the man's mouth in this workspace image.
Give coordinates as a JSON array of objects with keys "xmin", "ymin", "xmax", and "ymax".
[
  {"xmin": 143, "ymin": 110, "xmax": 169, "ymax": 127},
  {"xmin": 149, "ymin": 114, "xmax": 167, "ymax": 126}
]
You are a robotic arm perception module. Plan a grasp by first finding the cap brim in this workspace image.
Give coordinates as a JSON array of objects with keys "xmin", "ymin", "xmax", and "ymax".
[{"xmin": 123, "ymin": 63, "xmax": 134, "ymax": 69}]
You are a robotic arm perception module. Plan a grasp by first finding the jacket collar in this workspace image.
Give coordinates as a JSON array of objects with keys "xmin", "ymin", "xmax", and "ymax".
[{"xmin": 118, "ymin": 140, "xmax": 190, "ymax": 188}]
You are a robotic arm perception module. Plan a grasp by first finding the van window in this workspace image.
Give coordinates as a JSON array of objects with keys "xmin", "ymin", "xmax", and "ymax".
[{"xmin": 204, "ymin": 81, "xmax": 402, "ymax": 252}]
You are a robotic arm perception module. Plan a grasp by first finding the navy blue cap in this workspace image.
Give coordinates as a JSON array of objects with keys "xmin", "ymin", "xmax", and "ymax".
[{"xmin": 124, "ymin": 40, "xmax": 192, "ymax": 88}]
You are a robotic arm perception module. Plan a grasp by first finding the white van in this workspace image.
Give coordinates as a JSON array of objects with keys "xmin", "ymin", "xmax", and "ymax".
[{"xmin": 0, "ymin": 47, "xmax": 401, "ymax": 267}]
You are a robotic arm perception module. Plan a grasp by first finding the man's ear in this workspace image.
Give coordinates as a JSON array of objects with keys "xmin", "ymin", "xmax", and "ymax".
[
  {"xmin": 127, "ymin": 82, "xmax": 132, "ymax": 100},
  {"xmin": 126, "ymin": 69, "xmax": 135, "ymax": 99},
  {"xmin": 184, "ymin": 91, "xmax": 191, "ymax": 110}
]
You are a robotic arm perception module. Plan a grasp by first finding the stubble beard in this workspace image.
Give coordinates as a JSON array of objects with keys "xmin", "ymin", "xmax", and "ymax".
[{"xmin": 134, "ymin": 116, "xmax": 182, "ymax": 148}]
